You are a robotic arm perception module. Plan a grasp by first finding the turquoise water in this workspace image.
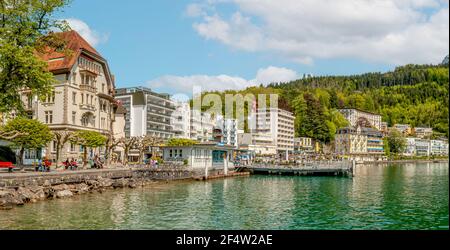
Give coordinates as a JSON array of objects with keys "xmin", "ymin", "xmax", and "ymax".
[{"xmin": 0, "ymin": 163, "xmax": 448, "ymax": 230}]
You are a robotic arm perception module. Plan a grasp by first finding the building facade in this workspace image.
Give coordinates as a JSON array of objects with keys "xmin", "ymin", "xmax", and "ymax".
[
  {"xmin": 13, "ymin": 31, "xmax": 119, "ymax": 164},
  {"xmin": 172, "ymin": 102, "xmax": 191, "ymax": 139},
  {"xmin": 414, "ymin": 127, "xmax": 433, "ymax": 139},
  {"xmin": 251, "ymin": 108, "xmax": 295, "ymax": 157},
  {"xmin": 335, "ymin": 126, "xmax": 368, "ymax": 155},
  {"xmin": 393, "ymin": 124, "xmax": 412, "ymax": 136},
  {"xmin": 338, "ymin": 109, "xmax": 382, "ymax": 130},
  {"xmin": 293, "ymin": 137, "xmax": 314, "ymax": 154},
  {"xmin": 190, "ymin": 110, "xmax": 216, "ymax": 142},
  {"xmin": 115, "ymin": 86, "xmax": 175, "ymax": 140}
]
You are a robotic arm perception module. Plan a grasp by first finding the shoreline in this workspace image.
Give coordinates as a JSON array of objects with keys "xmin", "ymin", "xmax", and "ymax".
[
  {"xmin": 0, "ymin": 167, "xmax": 248, "ymax": 210},
  {"xmin": 361, "ymin": 159, "xmax": 449, "ymax": 165}
]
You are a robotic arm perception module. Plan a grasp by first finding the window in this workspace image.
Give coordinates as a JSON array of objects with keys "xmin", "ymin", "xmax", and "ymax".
[
  {"xmin": 45, "ymin": 91, "xmax": 55, "ymax": 103},
  {"xmin": 70, "ymin": 143, "xmax": 76, "ymax": 152},
  {"xmin": 72, "ymin": 92, "xmax": 76, "ymax": 104},
  {"xmin": 81, "ymin": 94, "xmax": 84, "ymax": 104},
  {"xmin": 101, "ymin": 118, "xmax": 106, "ymax": 129},
  {"xmin": 102, "ymin": 83, "xmax": 105, "ymax": 93},
  {"xmin": 52, "ymin": 141, "xmax": 57, "ymax": 152},
  {"xmin": 45, "ymin": 111, "xmax": 53, "ymax": 124},
  {"xmin": 26, "ymin": 94, "xmax": 33, "ymax": 109},
  {"xmin": 91, "ymin": 96, "xmax": 94, "ymax": 105},
  {"xmin": 169, "ymin": 149, "xmax": 173, "ymax": 158},
  {"xmin": 179, "ymin": 150, "xmax": 183, "ymax": 158},
  {"xmin": 72, "ymin": 72, "xmax": 77, "ymax": 85},
  {"xmin": 72, "ymin": 112, "xmax": 76, "ymax": 125}
]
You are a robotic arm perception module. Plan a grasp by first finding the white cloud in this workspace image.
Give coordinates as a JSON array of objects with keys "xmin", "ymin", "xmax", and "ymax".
[
  {"xmin": 65, "ymin": 18, "xmax": 108, "ymax": 47},
  {"xmin": 187, "ymin": 0, "xmax": 449, "ymax": 65},
  {"xmin": 148, "ymin": 66, "xmax": 299, "ymax": 94}
]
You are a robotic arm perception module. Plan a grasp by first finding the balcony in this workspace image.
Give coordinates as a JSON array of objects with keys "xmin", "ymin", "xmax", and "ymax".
[
  {"xmin": 79, "ymin": 104, "xmax": 96, "ymax": 111},
  {"xmin": 80, "ymin": 84, "xmax": 97, "ymax": 93}
]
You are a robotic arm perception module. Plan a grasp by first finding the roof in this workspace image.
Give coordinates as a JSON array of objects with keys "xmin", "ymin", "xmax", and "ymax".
[
  {"xmin": 37, "ymin": 30, "xmax": 104, "ymax": 73},
  {"xmin": 115, "ymin": 103, "xmax": 127, "ymax": 115}
]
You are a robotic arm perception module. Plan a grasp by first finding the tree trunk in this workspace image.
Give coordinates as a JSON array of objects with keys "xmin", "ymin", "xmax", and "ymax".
[
  {"xmin": 124, "ymin": 148, "xmax": 129, "ymax": 166},
  {"xmin": 83, "ymin": 147, "xmax": 88, "ymax": 169},
  {"xmin": 19, "ymin": 147, "xmax": 25, "ymax": 171},
  {"xmin": 56, "ymin": 145, "xmax": 60, "ymax": 169}
]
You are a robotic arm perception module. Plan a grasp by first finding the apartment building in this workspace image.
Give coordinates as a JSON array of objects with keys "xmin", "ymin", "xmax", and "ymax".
[
  {"xmin": 335, "ymin": 126, "xmax": 368, "ymax": 155},
  {"xmin": 190, "ymin": 109, "xmax": 216, "ymax": 142},
  {"xmin": 415, "ymin": 139, "xmax": 431, "ymax": 156},
  {"xmin": 414, "ymin": 127, "xmax": 433, "ymax": 139},
  {"xmin": 404, "ymin": 138, "xmax": 417, "ymax": 156},
  {"xmin": 13, "ymin": 31, "xmax": 119, "ymax": 164},
  {"xmin": 216, "ymin": 118, "xmax": 240, "ymax": 147},
  {"xmin": 338, "ymin": 108, "xmax": 382, "ymax": 130},
  {"xmin": 172, "ymin": 102, "xmax": 191, "ymax": 139},
  {"xmin": 236, "ymin": 133, "xmax": 276, "ymax": 155},
  {"xmin": 362, "ymin": 127, "xmax": 384, "ymax": 155},
  {"xmin": 115, "ymin": 87, "xmax": 175, "ymax": 139},
  {"xmin": 393, "ymin": 124, "xmax": 412, "ymax": 136},
  {"xmin": 430, "ymin": 140, "xmax": 449, "ymax": 156},
  {"xmin": 294, "ymin": 137, "xmax": 314, "ymax": 154}
]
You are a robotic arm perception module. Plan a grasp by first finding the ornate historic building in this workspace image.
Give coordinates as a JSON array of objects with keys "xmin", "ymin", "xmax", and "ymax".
[{"xmin": 15, "ymin": 31, "xmax": 121, "ymax": 164}]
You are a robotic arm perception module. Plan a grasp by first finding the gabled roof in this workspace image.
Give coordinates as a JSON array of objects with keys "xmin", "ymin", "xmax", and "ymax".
[{"xmin": 37, "ymin": 30, "xmax": 104, "ymax": 73}]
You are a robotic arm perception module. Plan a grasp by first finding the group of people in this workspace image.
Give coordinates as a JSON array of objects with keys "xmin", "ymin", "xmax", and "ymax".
[
  {"xmin": 63, "ymin": 158, "xmax": 79, "ymax": 170},
  {"xmin": 144, "ymin": 158, "xmax": 159, "ymax": 168},
  {"xmin": 34, "ymin": 158, "xmax": 52, "ymax": 172},
  {"xmin": 89, "ymin": 155, "xmax": 104, "ymax": 169}
]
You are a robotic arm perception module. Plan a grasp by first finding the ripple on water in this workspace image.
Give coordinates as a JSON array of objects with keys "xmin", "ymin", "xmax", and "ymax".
[{"xmin": 0, "ymin": 163, "xmax": 448, "ymax": 230}]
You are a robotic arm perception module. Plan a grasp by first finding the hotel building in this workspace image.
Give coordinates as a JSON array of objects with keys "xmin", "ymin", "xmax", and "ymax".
[
  {"xmin": 14, "ymin": 31, "xmax": 120, "ymax": 164},
  {"xmin": 338, "ymin": 108, "xmax": 382, "ymax": 130},
  {"xmin": 115, "ymin": 87, "xmax": 175, "ymax": 139},
  {"xmin": 251, "ymin": 108, "xmax": 295, "ymax": 157}
]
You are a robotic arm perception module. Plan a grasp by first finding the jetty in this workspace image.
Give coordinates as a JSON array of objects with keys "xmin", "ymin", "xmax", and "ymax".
[{"xmin": 238, "ymin": 160, "xmax": 354, "ymax": 177}]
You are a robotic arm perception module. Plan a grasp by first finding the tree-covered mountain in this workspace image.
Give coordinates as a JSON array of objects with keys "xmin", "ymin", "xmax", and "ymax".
[{"xmin": 197, "ymin": 63, "xmax": 449, "ymax": 143}]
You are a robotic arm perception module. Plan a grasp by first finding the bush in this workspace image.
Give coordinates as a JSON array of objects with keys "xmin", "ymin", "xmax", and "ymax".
[
  {"xmin": 0, "ymin": 146, "xmax": 16, "ymax": 163},
  {"xmin": 183, "ymin": 159, "xmax": 189, "ymax": 165}
]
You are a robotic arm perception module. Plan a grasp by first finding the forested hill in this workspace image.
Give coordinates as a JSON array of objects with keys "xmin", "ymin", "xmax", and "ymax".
[
  {"xmin": 198, "ymin": 61, "xmax": 448, "ymax": 143},
  {"xmin": 268, "ymin": 62, "xmax": 449, "ymax": 140}
]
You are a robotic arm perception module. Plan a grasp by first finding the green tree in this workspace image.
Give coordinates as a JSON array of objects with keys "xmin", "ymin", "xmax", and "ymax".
[
  {"xmin": 386, "ymin": 129, "xmax": 407, "ymax": 156},
  {"xmin": 0, "ymin": 0, "xmax": 70, "ymax": 114},
  {"xmin": 2, "ymin": 118, "xmax": 53, "ymax": 169},
  {"xmin": 167, "ymin": 138, "xmax": 198, "ymax": 147},
  {"xmin": 53, "ymin": 131, "xmax": 73, "ymax": 168},
  {"xmin": 70, "ymin": 130, "xmax": 106, "ymax": 168}
]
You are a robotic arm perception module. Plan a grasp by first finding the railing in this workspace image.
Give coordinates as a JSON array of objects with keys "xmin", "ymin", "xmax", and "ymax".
[
  {"xmin": 250, "ymin": 160, "xmax": 353, "ymax": 170},
  {"xmin": 80, "ymin": 84, "xmax": 97, "ymax": 93}
]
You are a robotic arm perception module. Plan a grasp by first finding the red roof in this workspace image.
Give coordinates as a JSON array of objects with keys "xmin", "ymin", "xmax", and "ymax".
[{"xmin": 38, "ymin": 30, "xmax": 104, "ymax": 73}]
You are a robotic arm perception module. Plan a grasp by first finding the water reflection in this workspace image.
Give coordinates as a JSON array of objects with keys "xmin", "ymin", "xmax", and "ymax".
[{"xmin": 0, "ymin": 163, "xmax": 447, "ymax": 230}]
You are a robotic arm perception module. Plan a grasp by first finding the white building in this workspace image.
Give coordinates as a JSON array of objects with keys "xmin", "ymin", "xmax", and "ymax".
[
  {"xmin": 115, "ymin": 87, "xmax": 175, "ymax": 140},
  {"xmin": 338, "ymin": 108, "xmax": 382, "ymax": 130},
  {"xmin": 404, "ymin": 138, "xmax": 417, "ymax": 156},
  {"xmin": 294, "ymin": 137, "xmax": 314, "ymax": 154},
  {"xmin": 415, "ymin": 139, "xmax": 431, "ymax": 156},
  {"xmin": 251, "ymin": 108, "xmax": 295, "ymax": 157},
  {"xmin": 414, "ymin": 127, "xmax": 433, "ymax": 139},
  {"xmin": 190, "ymin": 110, "xmax": 216, "ymax": 142},
  {"xmin": 216, "ymin": 117, "xmax": 241, "ymax": 147},
  {"xmin": 430, "ymin": 140, "xmax": 449, "ymax": 156},
  {"xmin": 172, "ymin": 102, "xmax": 191, "ymax": 139},
  {"xmin": 161, "ymin": 142, "xmax": 235, "ymax": 177}
]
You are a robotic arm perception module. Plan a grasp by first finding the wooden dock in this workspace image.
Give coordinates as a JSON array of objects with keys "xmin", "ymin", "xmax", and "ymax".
[{"xmin": 239, "ymin": 161, "xmax": 354, "ymax": 177}]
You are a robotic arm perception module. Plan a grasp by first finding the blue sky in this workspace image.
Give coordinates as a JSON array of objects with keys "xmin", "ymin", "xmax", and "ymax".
[{"xmin": 58, "ymin": 0, "xmax": 449, "ymax": 94}]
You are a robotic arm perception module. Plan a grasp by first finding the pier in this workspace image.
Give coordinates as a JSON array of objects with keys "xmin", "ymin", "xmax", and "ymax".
[{"xmin": 239, "ymin": 161, "xmax": 354, "ymax": 177}]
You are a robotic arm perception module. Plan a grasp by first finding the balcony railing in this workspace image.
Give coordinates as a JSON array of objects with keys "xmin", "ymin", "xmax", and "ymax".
[
  {"xmin": 80, "ymin": 84, "xmax": 97, "ymax": 93},
  {"xmin": 79, "ymin": 104, "xmax": 96, "ymax": 111}
]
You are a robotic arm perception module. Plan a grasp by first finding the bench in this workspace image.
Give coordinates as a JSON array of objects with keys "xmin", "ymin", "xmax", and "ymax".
[{"xmin": 0, "ymin": 162, "xmax": 14, "ymax": 172}]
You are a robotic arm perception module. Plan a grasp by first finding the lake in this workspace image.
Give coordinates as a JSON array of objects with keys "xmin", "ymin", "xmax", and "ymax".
[{"xmin": 0, "ymin": 162, "xmax": 448, "ymax": 230}]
